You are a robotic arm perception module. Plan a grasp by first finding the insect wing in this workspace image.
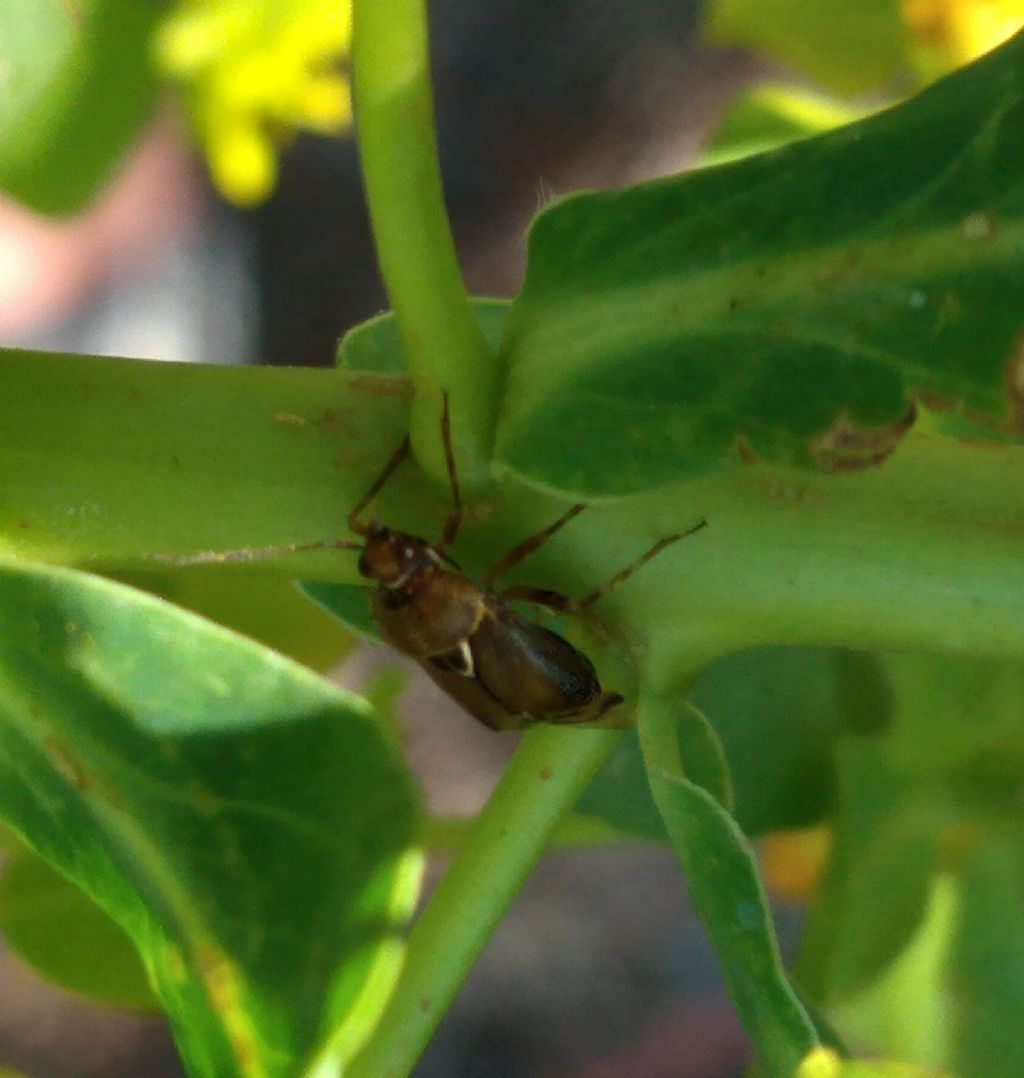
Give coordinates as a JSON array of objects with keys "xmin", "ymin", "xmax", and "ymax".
[{"xmin": 468, "ymin": 603, "xmax": 603, "ymax": 718}]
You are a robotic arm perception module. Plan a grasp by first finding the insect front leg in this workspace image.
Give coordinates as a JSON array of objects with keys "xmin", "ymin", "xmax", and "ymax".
[{"xmin": 437, "ymin": 391, "xmax": 464, "ymax": 549}]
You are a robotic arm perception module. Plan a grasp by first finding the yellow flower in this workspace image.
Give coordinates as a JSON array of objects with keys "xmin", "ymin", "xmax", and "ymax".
[
  {"xmin": 759, "ymin": 824, "xmax": 831, "ymax": 903},
  {"xmin": 903, "ymin": 0, "xmax": 1024, "ymax": 68},
  {"xmin": 156, "ymin": 0, "xmax": 353, "ymax": 206}
]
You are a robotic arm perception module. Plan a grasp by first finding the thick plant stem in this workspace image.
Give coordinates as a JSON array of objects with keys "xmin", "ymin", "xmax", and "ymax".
[
  {"xmin": 351, "ymin": 0, "xmax": 497, "ymax": 490},
  {"xmin": 348, "ymin": 725, "xmax": 622, "ymax": 1078}
]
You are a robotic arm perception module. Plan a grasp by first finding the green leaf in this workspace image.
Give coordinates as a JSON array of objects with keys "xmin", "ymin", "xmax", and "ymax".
[
  {"xmin": 798, "ymin": 739, "xmax": 944, "ymax": 1003},
  {"xmin": 702, "ymin": 0, "xmax": 908, "ymax": 96},
  {"xmin": 639, "ymin": 691, "xmax": 821, "ymax": 1073},
  {"xmin": 576, "ymin": 728, "xmax": 665, "ymax": 839},
  {"xmin": 497, "ymin": 33, "xmax": 1024, "ymax": 495},
  {"xmin": 0, "ymin": 841, "xmax": 157, "ymax": 1010},
  {"xmin": 581, "ymin": 648, "xmax": 843, "ymax": 841},
  {"xmin": 877, "ymin": 655, "xmax": 1024, "ymax": 782},
  {"xmin": 578, "ymin": 700, "xmax": 731, "ymax": 840},
  {"xmin": 116, "ymin": 568, "xmax": 355, "ymax": 671},
  {"xmin": 0, "ymin": 0, "xmax": 161, "ymax": 215},
  {"xmin": 0, "ymin": 559, "xmax": 422, "ymax": 1077},
  {"xmin": 801, "ymin": 655, "xmax": 1024, "ymax": 1012},
  {"xmin": 337, "ymin": 298, "xmax": 510, "ymax": 373},
  {"xmin": 951, "ymin": 830, "xmax": 1024, "ymax": 1078},
  {"xmin": 300, "ymin": 582, "xmax": 381, "ymax": 642},
  {"xmin": 830, "ymin": 875, "xmax": 956, "ymax": 1070},
  {"xmin": 703, "ymin": 85, "xmax": 870, "ymax": 166},
  {"xmin": 0, "ymin": 348, "xmax": 416, "ymax": 572},
  {"xmin": 696, "ymin": 649, "xmax": 844, "ymax": 834}
]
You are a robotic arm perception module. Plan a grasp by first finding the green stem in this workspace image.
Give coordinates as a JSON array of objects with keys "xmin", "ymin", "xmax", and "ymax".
[
  {"xmin": 348, "ymin": 725, "xmax": 621, "ymax": 1078},
  {"xmin": 351, "ymin": 0, "xmax": 497, "ymax": 489},
  {"xmin": 423, "ymin": 810, "xmax": 646, "ymax": 852}
]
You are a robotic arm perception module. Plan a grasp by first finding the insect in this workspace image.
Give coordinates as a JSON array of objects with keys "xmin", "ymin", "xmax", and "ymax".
[{"xmin": 156, "ymin": 398, "xmax": 705, "ymax": 731}]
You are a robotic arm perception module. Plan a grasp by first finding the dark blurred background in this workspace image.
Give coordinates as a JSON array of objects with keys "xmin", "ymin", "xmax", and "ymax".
[{"xmin": 0, "ymin": 3, "xmax": 783, "ymax": 1075}]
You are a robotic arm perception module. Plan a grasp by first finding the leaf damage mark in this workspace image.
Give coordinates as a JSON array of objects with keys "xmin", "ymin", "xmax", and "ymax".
[
  {"xmin": 809, "ymin": 402, "xmax": 917, "ymax": 472},
  {"xmin": 195, "ymin": 943, "xmax": 262, "ymax": 1073},
  {"xmin": 272, "ymin": 411, "xmax": 307, "ymax": 429},
  {"xmin": 44, "ymin": 734, "xmax": 90, "ymax": 792},
  {"xmin": 734, "ymin": 435, "xmax": 758, "ymax": 466}
]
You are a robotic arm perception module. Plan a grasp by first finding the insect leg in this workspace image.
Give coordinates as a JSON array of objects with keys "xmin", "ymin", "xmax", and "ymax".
[
  {"xmin": 575, "ymin": 519, "xmax": 707, "ymax": 610},
  {"xmin": 439, "ymin": 391, "xmax": 464, "ymax": 548},
  {"xmin": 496, "ymin": 584, "xmax": 577, "ymax": 615},
  {"xmin": 347, "ymin": 436, "xmax": 411, "ymax": 535},
  {"xmin": 483, "ymin": 503, "xmax": 586, "ymax": 586}
]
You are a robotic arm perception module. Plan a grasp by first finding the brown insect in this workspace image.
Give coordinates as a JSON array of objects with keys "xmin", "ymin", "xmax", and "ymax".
[{"xmin": 156, "ymin": 398, "xmax": 705, "ymax": 731}]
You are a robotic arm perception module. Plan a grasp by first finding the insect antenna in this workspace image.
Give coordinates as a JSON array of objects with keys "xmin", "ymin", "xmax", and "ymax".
[{"xmin": 145, "ymin": 537, "xmax": 362, "ymax": 567}]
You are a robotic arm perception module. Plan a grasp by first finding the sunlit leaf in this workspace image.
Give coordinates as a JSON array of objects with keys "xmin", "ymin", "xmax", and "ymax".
[
  {"xmin": 0, "ymin": 842, "xmax": 156, "ymax": 1010},
  {"xmin": 0, "ymin": 559, "xmax": 422, "ymax": 1077},
  {"xmin": 498, "ymin": 33, "xmax": 1024, "ymax": 495}
]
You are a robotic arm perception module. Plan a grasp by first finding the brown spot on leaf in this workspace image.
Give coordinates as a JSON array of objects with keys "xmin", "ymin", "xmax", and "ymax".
[
  {"xmin": 195, "ymin": 946, "xmax": 261, "ymax": 1070},
  {"xmin": 538, "ymin": 765, "xmax": 553, "ymax": 781},
  {"xmin": 419, "ymin": 997, "xmax": 432, "ymax": 1013},
  {"xmin": 809, "ymin": 402, "xmax": 917, "ymax": 472},
  {"xmin": 734, "ymin": 435, "xmax": 758, "ymax": 466},
  {"xmin": 914, "ymin": 388, "xmax": 956, "ymax": 413},
  {"xmin": 318, "ymin": 408, "xmax": 360, "ymax": 440},
  {"xmin": 44, "ymin": 735, "xmax": 90, "ymax": 792},
  {"xmin": 318, "ymin": 408, "xmax": 341, "ymax": 434},
  {"xmin": 43, "ymin": 734, "xmax": 124, "ymax": 807},
  {"xmin": 346, "ymin": 372, "xmax": 414, "ymax": 397}
]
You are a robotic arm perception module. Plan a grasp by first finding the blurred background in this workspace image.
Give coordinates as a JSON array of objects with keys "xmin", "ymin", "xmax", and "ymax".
[{"xmin": 1, "ymin": 1, "xmax": 1017, "ymax": 1075}]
